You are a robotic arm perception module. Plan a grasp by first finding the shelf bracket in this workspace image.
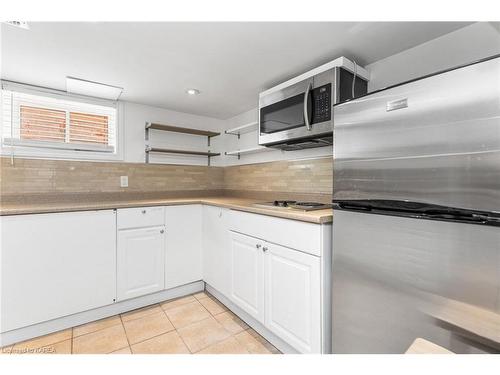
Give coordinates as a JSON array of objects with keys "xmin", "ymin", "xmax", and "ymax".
[{"xmin": 145, "ymin": 122, "xmax": 150, "ymax": 163}]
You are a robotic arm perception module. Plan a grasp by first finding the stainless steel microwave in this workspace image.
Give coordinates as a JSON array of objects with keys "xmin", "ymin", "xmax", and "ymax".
[{"xmin": 258, "ymin": 57, "xmax": 369, "ymax": 150}]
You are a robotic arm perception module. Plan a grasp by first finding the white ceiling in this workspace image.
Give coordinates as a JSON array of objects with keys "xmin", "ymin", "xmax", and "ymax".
[{"xmin": 1, "ymin": 22, "xmax": 472, "ymax": 119}]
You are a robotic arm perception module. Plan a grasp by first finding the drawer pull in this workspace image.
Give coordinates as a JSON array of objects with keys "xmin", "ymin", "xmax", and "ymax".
[
  {"xmin": 160, "ymin": 229, "xmax": 165, "ymax": 234},
  {"xmin": 141, "ymin": 210, "xmax": 146, "ymax": 214}
]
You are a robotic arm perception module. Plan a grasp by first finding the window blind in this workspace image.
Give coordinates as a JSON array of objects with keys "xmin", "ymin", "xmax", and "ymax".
[{"xmin": 2, "ymin": 88, "xmax": 117, "ymax": 153}]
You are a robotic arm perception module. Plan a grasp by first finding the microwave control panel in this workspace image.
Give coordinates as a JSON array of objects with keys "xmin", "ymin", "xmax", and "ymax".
[{"xmin": 312, "ymin": 83, "xmax": 332, "ymax": 123}]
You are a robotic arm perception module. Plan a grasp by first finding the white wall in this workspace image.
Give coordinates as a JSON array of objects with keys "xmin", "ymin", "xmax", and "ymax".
[{"xmin": 365, "ymin": 22, "xmax": 500, "ymax": 91}]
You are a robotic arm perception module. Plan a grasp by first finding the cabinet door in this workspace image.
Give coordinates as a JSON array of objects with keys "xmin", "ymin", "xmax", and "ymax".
[
  {"xmin": 229, "ymin": 231, "xmax": 265, "ymax": 323},
  {"xmin": 117, "ymin": 226, "xmax": 165, "ymax": 301},
  {"xmin": 165, "ymin": 205, "xmax": 203, "ymax": 289},
  {"xmin": 0, "ymin": 210, "xmax": 116, "ymax": 332},
  {"xmin": 264, "ymin": 242, "xmax": 321, "ymax": 353},
  {"xmin": 202, "ymin": 206, "xmax": 230, "ymax": 295}
]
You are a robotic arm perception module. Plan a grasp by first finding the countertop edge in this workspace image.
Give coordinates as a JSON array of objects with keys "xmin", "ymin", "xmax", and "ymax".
[{"xmin": 0, "ymin": 198, "xmax": 333, "ymax": 224}]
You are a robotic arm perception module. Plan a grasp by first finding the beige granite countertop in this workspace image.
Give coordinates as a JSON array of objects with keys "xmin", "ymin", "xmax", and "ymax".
[{"xmin": 0, "ymin": 195, "xmax": 333, "ymax": 224}]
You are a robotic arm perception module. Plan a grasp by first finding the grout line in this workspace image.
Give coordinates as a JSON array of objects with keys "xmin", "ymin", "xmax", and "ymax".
[
  {"xmin": 175, "ymin": 328, "xmax": 193, "ymax": 354},
  {"xmin": 118, "ymin": 315, "xmax": 133, "ymax": 354}
]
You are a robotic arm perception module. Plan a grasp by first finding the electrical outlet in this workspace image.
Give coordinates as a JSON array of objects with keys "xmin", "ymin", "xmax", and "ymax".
[{"xmin": 120, "ymin": 176, "xmax": 128, "ymax": 188}]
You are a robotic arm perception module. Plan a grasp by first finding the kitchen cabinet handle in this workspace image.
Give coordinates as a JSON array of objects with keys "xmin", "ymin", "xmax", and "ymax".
[
  {"xmin": 256, "ymin": 244, "xmax": 262, "ymax": 249},
  {"xmin": 160, "ymin": 229, "xmax": 164, "ymax": 234},
  {"xmin": 262, "ymin": 247, "xmax": 268, "ymax": 252},
  {"xmin": 141, "ymin": 210, "xmax": 146, "ymax": 214}
]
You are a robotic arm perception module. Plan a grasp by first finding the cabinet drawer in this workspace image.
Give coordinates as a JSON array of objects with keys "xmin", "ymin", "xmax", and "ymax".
[
  {"xmin": 228, "ymin": 210, "xmax": 322, "ymax": 256},
  {"xmin": 117, "ymin": 206, "xmax": 165, "ymax": 229}
]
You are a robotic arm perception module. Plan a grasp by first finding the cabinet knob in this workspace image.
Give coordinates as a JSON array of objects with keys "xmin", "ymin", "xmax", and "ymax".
[
  {"xmin": 141, "ymin": 210, "xmax": 146, "ymax": 214},
  {"xmin": 160, "ymin": 229, "xmax": 165, "ymax": 234},
  {"xmin": 256, "ymin": 244, "xmax": 262, "ymax": 249},
  {"xmin": 262, "ymin": 247, "xmax": 268, "ymax": 252}
]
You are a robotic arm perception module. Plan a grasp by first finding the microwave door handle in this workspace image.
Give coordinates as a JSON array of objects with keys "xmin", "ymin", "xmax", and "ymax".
[{"xmin": 304, "ymin": 82, "xmax": 312, "ymax": 131}]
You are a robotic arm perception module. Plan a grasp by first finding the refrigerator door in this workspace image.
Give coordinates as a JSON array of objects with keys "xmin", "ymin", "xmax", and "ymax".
[
  {"xmin": 333, "ymin": 56, "xmax": 500, "ymax": 213},
  {"xmin": 332, "ymin": 210, "xmax": 500, "ymax": 354}
]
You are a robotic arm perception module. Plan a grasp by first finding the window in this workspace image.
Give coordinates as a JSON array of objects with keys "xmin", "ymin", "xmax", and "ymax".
[{"xmin": 2, "ymin": 86, "xmax": 119, "ymax": 158}]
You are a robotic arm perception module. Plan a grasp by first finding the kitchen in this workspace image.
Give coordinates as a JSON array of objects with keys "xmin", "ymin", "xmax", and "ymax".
[{"xmin": 0, "ymin": 4, "xmax": 499, "ymax": 373}]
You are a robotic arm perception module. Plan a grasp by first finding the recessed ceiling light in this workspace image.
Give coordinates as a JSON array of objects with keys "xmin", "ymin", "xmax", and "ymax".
[
  {"xmin": 4, "ymin": 21, "xmax": 30, "ymax": 30},
  {"xmin": 186, "ymin": 88, "xmax": 200, "ymax": 95},
  {"xmin": 66, "ymin": 77, "xmax": 123, "ymax": 100}
]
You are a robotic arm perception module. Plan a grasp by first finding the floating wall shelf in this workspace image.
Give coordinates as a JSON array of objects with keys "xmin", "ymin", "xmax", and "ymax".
[
  {"xmin": 146, "ymin": 147, "xmax": 220, "ymax": 157},
  {"xmin": 225, "ymin": 121, "xmax": 258, "ymax": 139},
  {"xmin": 225, "ymin": 146, "xmax": 271, "ymax": 160},
  {"xmin": 145, "ymin": 122, "xmax": 220, "ymax": 165}
]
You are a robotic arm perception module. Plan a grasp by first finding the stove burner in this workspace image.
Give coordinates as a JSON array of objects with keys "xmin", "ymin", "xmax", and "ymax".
[
  {"xmin": 253, "ymin": 200, "xmax": 332, "ymax": 211},
  {"xmin": 294, "ymin": 202, "xmax": 324, "ymax": 207},
  {"xmin": 273, "ymin": 200, "xmax": 297, "ymax": 207}
]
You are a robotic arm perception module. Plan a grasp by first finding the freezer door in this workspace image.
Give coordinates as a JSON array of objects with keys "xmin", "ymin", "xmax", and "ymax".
[
  {"xmin": 332, "ymin": 210, "xmax": 500, "ymax": 354},
  {"xmin": 333, "ymin": 56, "xmax": 500, "ymax": 213}
]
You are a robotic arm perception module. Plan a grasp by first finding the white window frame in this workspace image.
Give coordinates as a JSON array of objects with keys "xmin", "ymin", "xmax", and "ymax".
[{"xmin": 1, "ymin": 81, "xmax": 124, "ymax": 162}]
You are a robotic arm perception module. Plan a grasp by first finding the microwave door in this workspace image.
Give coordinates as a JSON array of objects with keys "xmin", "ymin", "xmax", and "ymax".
[{"xmin": 260, "ymin": 92, "xmax": 307, "ymax": 134}]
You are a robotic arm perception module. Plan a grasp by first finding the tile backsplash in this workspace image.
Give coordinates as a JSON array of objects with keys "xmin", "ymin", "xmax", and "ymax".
[
  {"xmin": 224, "ymin": 157, "xmax": 332, "ymax": 195},
  {"xmin": 0, "ymin": 157, "xmax": 333, "ymax": 197}
]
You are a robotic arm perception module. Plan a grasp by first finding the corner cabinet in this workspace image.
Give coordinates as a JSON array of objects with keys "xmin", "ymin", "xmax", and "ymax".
[
  {"xmin": 164, "ymin": 205, "xmax": 203, "ymax": 289},
  {"xmin": 202, "ymin": 205, "xmax": 231, "ymax": 296},
  {"xmin": 0, "ymin": 210, "xmax": 117, "ymax": 332}
]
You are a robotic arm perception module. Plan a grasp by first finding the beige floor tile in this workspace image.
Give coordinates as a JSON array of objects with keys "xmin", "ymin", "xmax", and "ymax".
[
  {"xmin": 197, "ymin": 336, "xmax": 250, "ymax": 354},
  {"xmin": 165, "ymin": 300, "xmax": 211, "ymax": 328},
  {"xmin": 213, "ymin": 311, "xmax": 249, "ymax": 334},
  {"xmin": 193, "ymin": 291, "xmax": 209, "ymax": 300},
  {"xmin": 160, "ymin": 295, "xmax": 197, "ymax": 311},
  {"xmin": 109, "ymin": 346, "xmax": 132, "ymax": 354},
  {"xmin": 121, "ymin": 304, "xmax": 163, "ymax": 322},
  {"xmin": 131, "ymin": 331, "xmax": 190, "ymax": 354},
  {"xmin": 246, "ymin": 328, "xmax": 280, "ymax": 353},
  {"xmin": 123, "ymin": 312, "xmax": 175, "ymax": 344},
  {"xmin": 12, "ymin": 329, "xmax": 72, "ymax": 354},
  {"xmin": 73, "ymin": 315, "xmax": 122, "ymax": 337},
  {"xmin": 199, "ymin": 296, "xmax": 227, "ymax": 315},
  {"xmin": 0, "ymin": 346, "xmax": 13, "ymax": 355},
  {"xmin": 177, "ymin": 316, "xmax": 231, "ymax": 353},
  {"xmin": 73, "ymin": 324, "xmax": 129, "ymax": 354},
  {"xmin": 234, "ymin": 329, "xmax": 277, "ymax": 354}
]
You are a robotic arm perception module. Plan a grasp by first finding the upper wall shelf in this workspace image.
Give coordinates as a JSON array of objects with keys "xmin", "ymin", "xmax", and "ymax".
[
  {"xmin": 225, "ymin": 121, "xmax": 258, "ymax": 138},
  {"xmin": 144, "ymin": 122, "xmax": 220, "ymax": 165},
  {"xmin": 225, "ymin": 146, "xmax": 272, "ymax": 160},
  {"xmin": 146, "ymin": 122, "xmax": 220, "ymax": 138}
]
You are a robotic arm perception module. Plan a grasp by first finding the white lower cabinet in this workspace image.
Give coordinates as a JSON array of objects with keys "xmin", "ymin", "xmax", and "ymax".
[
  {"xmin": 0, "ymin": 210, "xmax": 117, "ymax": 332},
  {"xmin": 229, "ymin": 230, "xmax": 322, "ymax": 353},
  {"xmin": 165, "ymin": 205, "xmax": 203, "ymax": 289},
  {"xmin": 265, "ymin": 242, "xmax": 321, "ymax": 353},
  {"xmin": 117, "ymin": 226, "xmax": 166, "ymax": 301},
  {"xmin": 202, "ymin": 205, "xmax": 231, "ymax": 296},
  {"xmin": 229, "ymin": 231, "xmax": 265, "ymax": 323}
]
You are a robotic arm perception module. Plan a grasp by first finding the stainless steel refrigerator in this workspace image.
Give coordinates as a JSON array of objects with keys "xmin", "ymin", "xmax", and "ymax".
[{"xmin": 331, "ymin": 55, "xmax": 500, "ymax": 354}]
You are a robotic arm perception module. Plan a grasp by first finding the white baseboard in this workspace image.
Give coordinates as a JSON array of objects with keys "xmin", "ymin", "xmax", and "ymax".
[
  {"xmin": 205, "ymin": 284, "xmax": 299, "ymax": 354},
  {"xmin": 0, "ymin": 281, "xmax": 204, "ymax": 347}
]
